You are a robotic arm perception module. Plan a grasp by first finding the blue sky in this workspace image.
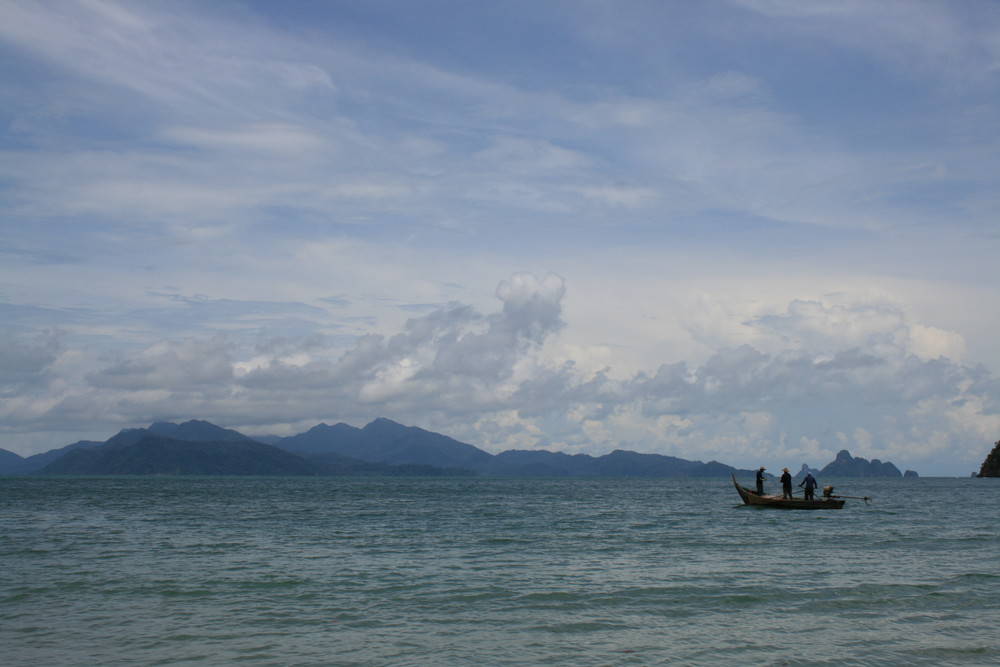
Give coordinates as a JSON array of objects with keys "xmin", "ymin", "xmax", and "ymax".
[{"xmin": 1, "ymin": 0, "xmax": 998, "ymax": 475}]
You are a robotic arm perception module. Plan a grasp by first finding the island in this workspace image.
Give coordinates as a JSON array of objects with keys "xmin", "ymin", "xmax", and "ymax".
[{"xmin": 977, "ymin": 440, "xmax": 1000, "ymax": 477}]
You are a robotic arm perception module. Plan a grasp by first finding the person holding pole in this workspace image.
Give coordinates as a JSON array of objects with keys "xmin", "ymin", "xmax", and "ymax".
[
  {"xmin": 780, "ymin": 468, "xmax": 793, "ymax": 499},
  {"xmin": 799, "ymin": 472, "xmax": 818, "ymax": 500}
]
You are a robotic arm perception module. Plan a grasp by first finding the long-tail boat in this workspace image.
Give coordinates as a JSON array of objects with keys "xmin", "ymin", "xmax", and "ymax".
[{"xmin": 732, "ymin": 473, "xmax": 848, "ymax": 509}]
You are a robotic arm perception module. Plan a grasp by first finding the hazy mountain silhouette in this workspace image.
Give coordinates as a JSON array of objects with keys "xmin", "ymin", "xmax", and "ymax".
[
  {"xmin": 0, "ymin": 447, "xmax": 24, "ymax": 469},
  {"xmin": 1, "ymin": 440, "xmax": 104, "ymax": 474},
  {"xmin": 273, "ymin": 418, "xmax": 493, "ymax": 470},
  {"xmin": 42, "ymin": 433, "xmax": 321, "ymax": 476},
  {"xmin": 1, "ymin": 418, "xmax": 907, "ymax": 478},
  {"xmin": 148, "ymin": 420, "xmax": 258, "ymax": 443},
  {"xmin": 30, "ymin": 420, "xmax": 472, "ymax": 477},
  {"xmin": 274, "ymin": 422, "xmax": 363, "ymax": 454},
  {"xmin": 819, "ymin": 450, "xmax": 902, "ymax": 477},
  {"xmin": 269, "ymin": 420, "xmax": 755, "ymax": 477}
]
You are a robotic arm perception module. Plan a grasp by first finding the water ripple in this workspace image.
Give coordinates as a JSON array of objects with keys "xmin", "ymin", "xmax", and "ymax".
[{"xmin": 2, "ymin": 476, "xmax": 999, "ymax": 665}]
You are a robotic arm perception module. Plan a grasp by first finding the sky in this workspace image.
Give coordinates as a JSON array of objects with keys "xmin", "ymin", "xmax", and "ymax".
[{"xmin": 1, "ymin": 0, "xmax": 999, "ymax": 476}]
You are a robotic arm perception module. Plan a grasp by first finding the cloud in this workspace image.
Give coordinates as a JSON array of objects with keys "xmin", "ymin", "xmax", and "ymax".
[
  {"xmin": 0, "ymin": 330, "xmax": 61, "ymax": 393},
  {"xmin": 748, "ymin": 298, "xmax": 967, "ymax": 362},
  {"xmin": 1, "ymin": 274, "xmax": 995, "ymax": 475},
  {"xmin": 1, "ymin": 2, "xmax": 998, "ymax": 479},
  {"xmin": 0, "ymin": 1, "xmax": 333, "ymax": 115},
  {"xmin": 732, "ymin": 0, "xmax": 1000, "ymax": 86},
  {"xmin": 160, "ymin": 124, "xmax": 329, "ymax": 155},
  {"xmin": 494, "ymin": 273, "xmax": 566, "ymax": 340},
  {"xmin": 3, "ymin": 0, "xmax": 996, "ymax": 251},
  {"xmin": 89, "ymin": 334, "xmax": 234, "ymax": 390}
]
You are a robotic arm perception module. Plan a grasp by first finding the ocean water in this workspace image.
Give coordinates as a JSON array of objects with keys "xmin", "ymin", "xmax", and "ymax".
[{"xmin": 2, "ymin": 476, "xmax": 998, "ymax": 666}]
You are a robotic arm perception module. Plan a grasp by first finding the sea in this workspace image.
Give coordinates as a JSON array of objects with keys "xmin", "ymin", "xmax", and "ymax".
[{"xmin": 2, "ymin": 476, "xmax": 998, "ymax": 666}]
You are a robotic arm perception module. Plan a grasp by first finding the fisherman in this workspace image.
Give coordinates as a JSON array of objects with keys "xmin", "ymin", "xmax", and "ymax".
[
  {"xmin": 755, "ymin": 466, "xmax": 766, "ymax": 495},
  {"xmin": 780, "ymin": 467, "xmax": 793, "ymax": 499},
  {"xmin": 799, "ymin": 472, "xmax": 818, "ymax": 500}
]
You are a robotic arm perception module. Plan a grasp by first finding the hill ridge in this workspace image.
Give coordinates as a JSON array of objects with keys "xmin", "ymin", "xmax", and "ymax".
[{"xmin": 1, "ymin": 418, "xmax": 909, "ymax": 478}]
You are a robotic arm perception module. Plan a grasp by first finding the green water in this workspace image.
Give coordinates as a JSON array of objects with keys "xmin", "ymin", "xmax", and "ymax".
[{"xmin": 2, "ymin": 476, "xmax": 998, "ymax": 665}]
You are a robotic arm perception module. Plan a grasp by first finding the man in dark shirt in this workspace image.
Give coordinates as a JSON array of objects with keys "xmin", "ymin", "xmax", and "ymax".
[
  {"xmin": 799, "ymin": 472, "xmax": 818, "ymax": 500},
  {"xmin": 780, "ymin": 468, "xmax": 793, "ymax": 499},
  {"xmin": 755, "ymin": 466, "xmax": 766, "ymax": 495}
]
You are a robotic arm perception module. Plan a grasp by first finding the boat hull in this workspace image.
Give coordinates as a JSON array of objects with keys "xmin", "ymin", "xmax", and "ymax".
[{"xmin": 732, "ymin": 474, "xmax": 845, "ymax": 510}]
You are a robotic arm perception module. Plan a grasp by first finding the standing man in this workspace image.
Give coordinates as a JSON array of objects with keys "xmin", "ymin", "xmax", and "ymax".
[
  {"xmin": 755, "ymin": 466, "xmax": 766, "ymax": 495},
  {"xmin": 799, "ymin": 472, "xmax": 818, "ymax": 500},
  {"xmin": 780, "ymin": 468, "xmax": 793, "ymax": 499}
]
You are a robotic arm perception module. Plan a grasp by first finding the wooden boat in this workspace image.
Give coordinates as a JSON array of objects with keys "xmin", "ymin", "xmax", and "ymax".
[{"xmin": 732, "ymin": 473, "xmax": 845, "ymax": 510}]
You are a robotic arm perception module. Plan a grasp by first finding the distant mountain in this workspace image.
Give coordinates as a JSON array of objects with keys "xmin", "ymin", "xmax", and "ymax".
[
  {"xmin": 408, "ymin": 444, "xmax": 753, "ymax": 478},
  {"xmin": 35, "ymin": 429, "xmax": 474, "ymax": 477},
  {"xmin": 794, "ymin": 463, "xmax": 821, "ymax": 478},
  {"xmin": 148, "ymin": 420, "xmax": 258, "ymax": 443},
  {"xmin": 589, "ymin": 450, "xmax": 740, "ymax": 477},
  {"xmin": 22, "ymin": 417, "xmax": 484, "ymax": 477},
  {"xmin": 41, "ymin": 433, "xmax": 322, "ymax": 476},
  {"xmin": 276, "ymin": 422, "xmax": 363, "ymax": 454},
  {"xmin": 0, "ymin": 440, "xmax": 104, "ymax": 474},
  {"xmin": 358, "ymin": 417, "xmax": 495, "ymax": 469},
  {"xmin": 0, "ymin": 447, "xmax": 24, "ymax": 469},
  {"xmin": 820, "ymin": 450, "xmax": 902, "ymax": 477},
  {"xmin": 271, "ymin": 420, "xmax": 753, "ymax": 477},
  {"xmin": 275, "ymin": 417, "xmax": 493, "ymax": 470},
  {"xmin": 482, "ymin": 449, "xmax": 597, "ymax": 476},
  {"xmin": 8, "ymin": 417, "xmax": 902, "ymax": 478}
]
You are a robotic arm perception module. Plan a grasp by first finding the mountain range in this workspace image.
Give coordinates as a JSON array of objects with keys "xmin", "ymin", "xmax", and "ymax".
[{"xmin": 0, "ymin": 417, "xmax": 912, "ymax": 478}]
